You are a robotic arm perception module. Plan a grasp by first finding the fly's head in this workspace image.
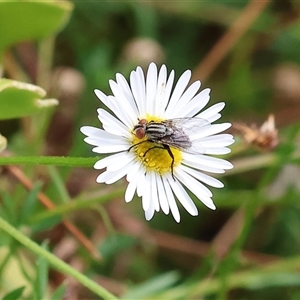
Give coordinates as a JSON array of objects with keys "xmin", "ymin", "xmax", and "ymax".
[{"xmin": 133, "ymin": 119, "xmax": 148, "ymax": 139}]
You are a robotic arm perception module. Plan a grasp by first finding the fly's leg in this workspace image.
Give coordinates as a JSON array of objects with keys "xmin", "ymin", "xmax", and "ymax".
[
  {"xmin": 127, "ymin": 140, "xmax": 149, "ymax": 152},
  {"xmin": 128, "ymin": 139, "xmax": 159, "ymax": 153},
  {"xmin": 143, "ymin": 144, "xmax": 165, "ymax": 156},
  {"xmin": 163, "ymin": 144, "xmax": 175, "ymax": 180}
]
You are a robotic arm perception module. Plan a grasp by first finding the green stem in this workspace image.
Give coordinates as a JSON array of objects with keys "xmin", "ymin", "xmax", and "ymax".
[
  {"xmin": 0, "ymin": 149, "xmax": 299, "ymax": 173},
  {"xmin": 0, "ymin": 156, "xmax": 99, "ymax": 167},
  {"xmin": 0, "ymin": 217, "xmax": 118, "ymax": 300}
]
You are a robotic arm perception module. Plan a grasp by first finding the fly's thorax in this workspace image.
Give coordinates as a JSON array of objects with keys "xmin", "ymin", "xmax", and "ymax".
[{"xmin": 145, "ymin": 121, "xmax": 174, "ymax": 140}]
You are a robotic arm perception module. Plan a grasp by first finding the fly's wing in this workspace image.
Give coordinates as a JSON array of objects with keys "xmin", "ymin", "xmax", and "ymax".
[
  {"xmin": 160, "ymin": 118, "xmax": 210, "ymax": 154},
  {"xmin": 165, "ymin": 117, "xmax": 210, "ymax": 134},
  {"xmin": 159, "ymin": 125, "xmax": 192, "ymax": 149}
]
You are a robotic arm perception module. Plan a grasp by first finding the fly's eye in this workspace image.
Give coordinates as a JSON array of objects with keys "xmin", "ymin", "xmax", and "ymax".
[
  {"xmin": 134, "ymin": 118, "xmax": 147, "ymax": 139},
  {"xmin": 135, "ymin": 127, "xmax": 146, "ymax": 139}
]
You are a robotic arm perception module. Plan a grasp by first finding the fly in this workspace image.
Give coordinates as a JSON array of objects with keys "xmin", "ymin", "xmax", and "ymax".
[{"xmin": 128, "ymin": 118, "xmax": 209, "ymax": 179}]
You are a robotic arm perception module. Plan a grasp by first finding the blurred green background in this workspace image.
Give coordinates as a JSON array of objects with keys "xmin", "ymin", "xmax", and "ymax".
[{"xmin": 1, "ymin": 1, "xmax": 300, "ymax": 299}]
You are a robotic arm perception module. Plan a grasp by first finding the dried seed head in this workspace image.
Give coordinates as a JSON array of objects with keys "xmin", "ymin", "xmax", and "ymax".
[{"xmin": 234, "ymin": 114, "xmax": 278, "ymax": 151}]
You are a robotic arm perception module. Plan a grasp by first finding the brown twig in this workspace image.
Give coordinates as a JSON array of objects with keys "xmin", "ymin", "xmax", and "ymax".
[
  {"xmin": 5, "ymin": 164, "xmax": 101, "ymax": 260},
  {"xmin": 192, "ymin": 0, "xmax": 270, "ymax": 82}
]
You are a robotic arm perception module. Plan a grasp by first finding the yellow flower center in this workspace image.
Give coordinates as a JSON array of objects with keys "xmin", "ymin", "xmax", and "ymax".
[{"xmin": 131, "ymin": 115, "xmax": 182, "ymax": 175}]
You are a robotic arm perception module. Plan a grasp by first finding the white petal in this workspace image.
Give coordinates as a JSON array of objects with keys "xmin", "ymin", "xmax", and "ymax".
[
  {"xmin": 176, "ymin": 168, "xmax": 216, "ymax": 210},
  {"xmin": 165, "ymin": 69, "xmax": 191, "ymax": 118},
  {"xmin": 146, "ymin": 62, "xmax": 158, "ymax": 115},
  {"xmin": 167, "ymin": 174, "xmax": 198, "ymax": 216},
  {"xmin": 94, "ymin": 152, "xmax": 120, "ymax": 170},
  {"xmin": 107, "ymin": 153, "xmax": 135, "ymax": 172},
  {"xmin": 183, "ymin": 153, "xmax": 233, "ymax": 170},
  {"xmin": 171, "ymin": 81, "xmax": 200, "ymax": 117},
  {"xmin": 162, "ymin": 175, "xmax": 180, "ymax": 222},
  {"xmin": 196, "ymin": 102, "xmax": 225, "ymax": 121},
  {"xmin": 136, "ymin": 172, "xmax": 146, "ymax": 197},
  {"xmin": 160, "ymin": 70, "xmax": 175, "ymax": 118},
  {"xmin": 96, "ymin": 159, "xmax": 135, "ymax": 184},
  {"xmin": 80, "ymin": 125, "xmax": 96, "ymax": 136},
  {"xmin": 97, "ymin": 109, "xmax": 130, "ymax": 138},
  {"xmin": 192, "ymin": 135, "xmax": 234, "ymax": 153},
  {"xmin": 149, "ymin": 172, "xmax": 160, "ymax": 212},
  {"xmin": 104, "ymin": 169, "xmax": 127, "ymax": 184},
  {"xmin": 109, "ymin": 79, "xmax": 138, "ymax": 123},
  {"xmin": 80, "ymin": 126, "xmax": 115, "ymax": 139},
  {"xmin": 116, "ymin": 73, "xmax": 140, "ymax": 117},
  {"xmin": 130, "ymin": 67, "xmax": 147, "ymax": 117},
  {"xmin": 92, "ymin": 144, "xmax": 128, "ymax": 153},
  {"xmin": 94, "ymin": 89, "xmax": 111, "ymax": 110},
  {"xmin": 145, "ymin": 200, "xmax": 155, "ymax": 221},
  {"xmin": 179, "ymin": 164, "xmax": 224, "ymax": 188},
  {"xmin": 178, "ymin": 88, "xmax": 210, "ymax": 118},
  {"xmin": 125, "ymin": 181, "xmax": 136, "ymax": 203},
  {"xmin": 94, "ymin": 90, "xmax": 131, "ymax": 128},
  {"xmin": 142, "ymin": 174, "xmax": 151, "ymax": 211},
  {"xmin": 155, "ymin": 174, "xmax": 170, "ymax": 215},
  {"xmin": 207, "ymin": 113, "xmax": 221, "ymax": 123},
  {"xmin": 82, "ymin": 126, "xmax": 128, "ymax": 147},
  {"xmin": 84, "ymin": 136, "xmax": 125, "ymax": 147},
  {"xmin": 183, "ymin": 159, "xmax": 225, "ymax": 174},
  {"xmin": 106, "ymin": 95, "xmax": 134, "ymax": 129},
  {"xmin": 197, "ymin": 134, "xmax": 235, "ymax": 147},
  {"xmin": 154, "ymin": 64, "xmax": 167, "ymax": 116},
  {"xmin": 191, "ymin": 123, "xmax": 232, "ymax": 139},
  {"xmin": 116, "ymin": 73, "xmax": 136, "ymax": 108},
  {"xmin": 126, "ymin": 160, "xmax": 143, "ymax": 182},
  {"xmin": 94, "ymin": 152, "xmax": 125, "ymax": 170},
  {"xmin": 204, "ymin": 147, "xmax": 232, "ymax": 155},
  {"xmin": 125, "ymin": 170, "xmax": 140, "ymax": 203},
  {"xmin": 175, "ymin": 166, "xmax": 213, "ymax": 197}
]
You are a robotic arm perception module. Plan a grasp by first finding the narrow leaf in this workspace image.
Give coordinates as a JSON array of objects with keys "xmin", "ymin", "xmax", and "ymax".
[{"xmin": 2, "ymin": 286, "xmax": 26, "ymax": 300}]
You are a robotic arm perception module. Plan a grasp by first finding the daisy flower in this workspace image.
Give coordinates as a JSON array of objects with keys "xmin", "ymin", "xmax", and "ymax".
[{"xmin": 80, "ymin": 62, "xmax": 234, "ymax": 222}]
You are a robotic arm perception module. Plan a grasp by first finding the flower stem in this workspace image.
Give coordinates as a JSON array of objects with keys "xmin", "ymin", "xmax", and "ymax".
[
  {"xmin": 0, "ymin": 156, "xmax": 99, "ymax": 167},
  {"xmin": 0, "ymin": 217, "xmax": 118, "ymax": 300}
]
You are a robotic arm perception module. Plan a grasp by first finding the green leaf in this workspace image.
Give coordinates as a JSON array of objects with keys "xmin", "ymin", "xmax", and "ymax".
[
  {"xmin": 18, "ymin": 182, "xmax": 42, "ymax": 226},
  {"xmin": 0, "ymin": 79, "xmax": 58, "ymax": 120},
  {"xmin": 51, "ymin": 283, "xmax": 66, "ymax": 300},
  {"xmin": 122, "ymin": 271, "xmax": 180, "ymax": 299},
  {"xmin": 0, "ymin": 192, "xmax": 16, "ymax": 225},
  {"xmin": 34, "ymin": 242, "xmax": 49, "ymax": 300},
  {"xmin": 2, "ymin": 286, "xmax": 26, "ymax": 300},
  {"xmin": 0, "ymin": 1, "xmax": 73, "ymax": 54}
]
